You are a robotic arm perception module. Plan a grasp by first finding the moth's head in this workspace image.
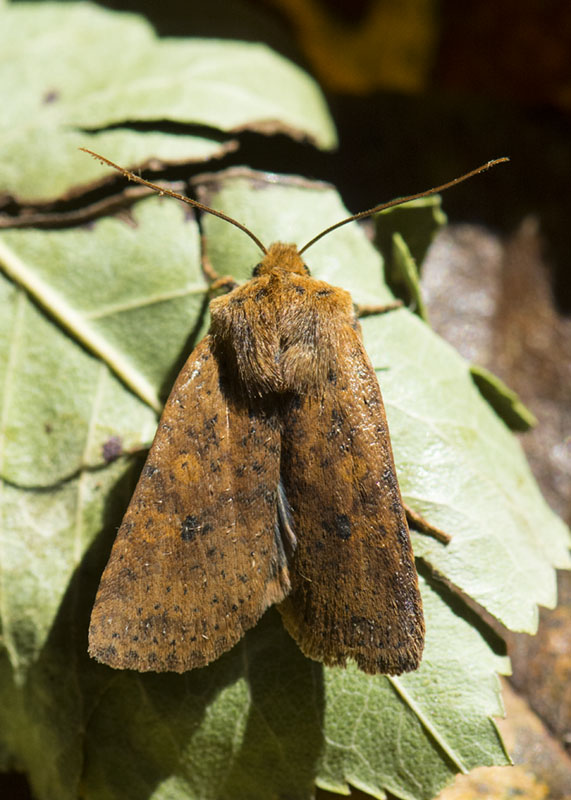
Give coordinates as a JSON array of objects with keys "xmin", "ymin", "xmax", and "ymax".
[{"xmin": 252, "ymin": 242, "xmax": 310, "ymax": 278}]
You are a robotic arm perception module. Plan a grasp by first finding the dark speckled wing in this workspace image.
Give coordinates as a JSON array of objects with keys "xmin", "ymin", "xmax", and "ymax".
[
  {"xmin": 277, "ymin": 325, "xmax": 424, "ymax": 675},
  {"xmin": 89, "ymin": 335, "xmax": 289, "ymax": 672}
]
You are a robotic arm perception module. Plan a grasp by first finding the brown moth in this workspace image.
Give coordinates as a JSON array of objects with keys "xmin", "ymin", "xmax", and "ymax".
[{"xmin": 84, "ymin": 150, "xmax": 507, "ymax": 675}]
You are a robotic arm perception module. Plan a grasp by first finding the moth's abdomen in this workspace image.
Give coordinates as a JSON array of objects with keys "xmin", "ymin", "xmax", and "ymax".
[{"xmin": 209, "ymin": 271, "xmax": 357, "ymax": 397}]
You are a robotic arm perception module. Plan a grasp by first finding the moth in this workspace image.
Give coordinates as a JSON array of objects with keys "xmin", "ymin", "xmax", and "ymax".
[{"xmin": 85, "ymin": 149, "xmax": 506, "ymax": 675}]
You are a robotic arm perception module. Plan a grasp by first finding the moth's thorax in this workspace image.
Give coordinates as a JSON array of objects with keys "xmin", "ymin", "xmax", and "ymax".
[{"xmin": 209, "ymin": 253, "xmax": 358, "ymax": 397}]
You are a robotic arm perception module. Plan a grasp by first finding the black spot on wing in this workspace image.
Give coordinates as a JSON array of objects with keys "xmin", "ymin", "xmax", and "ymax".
[
  {"xmin": 335, "ymin": 514, "xmax": 352, "ymax": 540},
  {"xmin": 181, "ymin": 515, "xmax": 199, "ymax": 541},
  {"xmin": 181, "ymin": 515, "xmax": 213, "ymax": 542}
]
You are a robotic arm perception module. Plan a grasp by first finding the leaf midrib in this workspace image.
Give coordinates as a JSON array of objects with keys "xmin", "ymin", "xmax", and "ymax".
[{"xmin": 0, "ymin": 237, "xmax": 162, "ymax": 412}]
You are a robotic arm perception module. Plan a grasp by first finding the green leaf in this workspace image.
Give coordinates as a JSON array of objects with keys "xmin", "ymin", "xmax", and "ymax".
[
  {"xmin": 0, "ymin": 2, "xmax": 336, "ymax": 203},
  {"xmin": 0, "ymin": 198, "xmax": 205, "ymax": 486},
  {"xmin": 318, "ymin": 577, "xmax": 509, "ymax": 798},
  {"xmin": 1, "ymin": 169, "xmax": 568, "ymax": 800},
  {"xmin": 374, "ymin": 195, "xmax": 446, "ymax": 309},
  {"xmin": 391, "ymin": 232, "xmax": 429, "ymax": 320},
  {"xmin": 470, "ymin": 363, "xmax": 537, "ymax": 431},
  {"xmin": 0, "ymin": 460, "xmax": 141, "ymax": 799}
]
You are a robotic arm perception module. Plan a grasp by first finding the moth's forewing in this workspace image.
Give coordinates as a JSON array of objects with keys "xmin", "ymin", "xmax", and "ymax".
[
  {"xmin": 89, "ymin": 335, "xmax": 290, "ymax": 672},
  {"xmin": 278, "ymin": 328, "xmax": 424, "ymax": 675}
]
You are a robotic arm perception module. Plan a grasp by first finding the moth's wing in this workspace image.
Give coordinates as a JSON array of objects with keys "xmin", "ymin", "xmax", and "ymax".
[
  {"xmin": 89, "ymin": 335, "xmax": 289, "ymax": 672},
  {"xmin": 278, "ymin": 326, "xmax": 424, "ymax": 675}
]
